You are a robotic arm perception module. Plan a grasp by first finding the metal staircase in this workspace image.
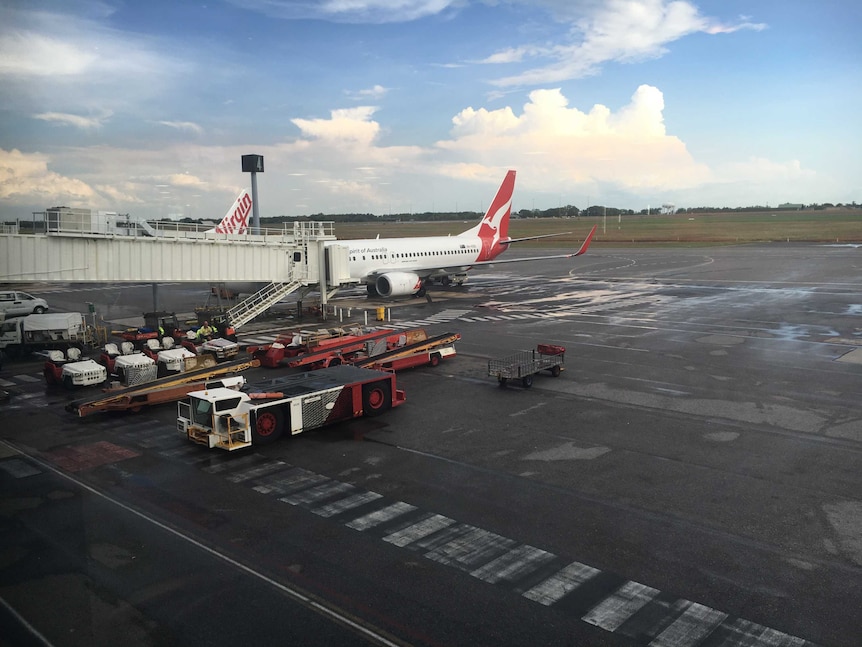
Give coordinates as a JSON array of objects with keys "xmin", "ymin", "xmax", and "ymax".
[{"xmin": 226, "ymin": 279, "xmax": 304, "ymax": 329}]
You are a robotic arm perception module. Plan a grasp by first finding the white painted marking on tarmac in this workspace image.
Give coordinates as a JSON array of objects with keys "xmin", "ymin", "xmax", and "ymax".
[
  {"xmin": 404, "ymin": 522, "xmax": 475, "ymax": 553},
  {"xmin": 523, "ymin": 442, "xmax": 611, "ymax": 461},
  {"xmin": 13, "ymin": 374, "xmax": 39, "ymax": 383},
  {"xmin": 582, "ymin": 580, "xmax": 660, "ymax": 631},
  {"xmin": 424, "ymin": 527, "xmax": 517, "ymax": 571},
  {"xmin": 650, "ymin": 601, "xmax": 728, "ymax": 647},
  {"xmin": 202, "ymin": 453, "xmax": 260, "ymax": 474},
  {"xmin": 346, "ymin": 501, "xmax": 418, "ymax": 531},
  {"xmin": 252, "ymin": 469, "xmax": 326, "ymax": 496},
  {"xmin": 383, "ymin": 514, "xmax": 455, "ymax": 547},
  {"xmin": 522, "ymin": 561, "xmax": 601, "ymax": 606},
  {"xmin": 229, "ymin": 456, "xmax": 820, "ymax": 645},
  {"xmin": 0, "ymin": 596, "xmax": 53, "ymax": 647},
  {"xmin": 280, "ymin": 480, "xmax": 354, "ymax": 506},
  {"xmin": 510, "ymin": 402, "xmax": 546, "ymax": 418},
  {"xmin": 0, "ymin": 378, "xmax": 14, "ymax": 387},
  {"xmin": 312, "ymin": 491, "xmax": 382, "ymax": 518},
  {"xmin": 14, "ymin": 392, "xmax": 45, "ymax": 400},
  {"xmin": 226, "ymin": 460, "xmax": 288, "ymax": 483},
  {"xmin": 718, "ymin": 618, "xmax": 809, "ymax": 646},
  {"xmin": 470, "ymin": 545, "xmax": 556, "ymax": 584},
  {"xmin": 0, "ymin": 439, "xmax": 405, "ymax": 647}
]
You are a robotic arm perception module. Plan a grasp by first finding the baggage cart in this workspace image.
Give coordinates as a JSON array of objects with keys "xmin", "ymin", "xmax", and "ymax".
[{"xmin": 488, "ymin": 344, "xmax": 565, "ymax": 388}]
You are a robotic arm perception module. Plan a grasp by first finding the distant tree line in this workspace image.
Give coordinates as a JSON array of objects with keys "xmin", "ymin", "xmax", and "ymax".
[{"xmin": 165, "ymin": 200, "xmax": 858, "ymax": 226}]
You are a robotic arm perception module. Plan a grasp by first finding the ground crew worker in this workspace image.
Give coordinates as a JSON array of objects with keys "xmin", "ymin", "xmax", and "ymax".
[{"xmin": 197, "ymin": 320, "xmax": 215, "ymax": 341}]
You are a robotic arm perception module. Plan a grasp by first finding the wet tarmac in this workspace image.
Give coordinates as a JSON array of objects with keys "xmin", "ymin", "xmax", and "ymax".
[{"xmin": 1, "ymin": 243, "xmax": 860, "ymax": 646}]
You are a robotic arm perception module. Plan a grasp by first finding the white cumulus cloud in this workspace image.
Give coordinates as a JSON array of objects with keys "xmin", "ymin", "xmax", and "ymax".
[
  {"xmin": 292, "ymin": 107, "xmax": 382, "ymax": 146},
  {"xmin": 487, "ymin": 0, "xmax": 767, "ymax": 87},
  {"xmin": 0, "ymin": 148, "xmax": 96, "ymax": 204},
  {"xmin": 437, "ymin": 85, "xmax": 710, "ymax": 192}
]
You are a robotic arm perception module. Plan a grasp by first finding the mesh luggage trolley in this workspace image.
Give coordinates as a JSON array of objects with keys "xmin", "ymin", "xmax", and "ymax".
[{"xmin": 488, "ymin": 344, "xmax": 565, "ymax": 388}]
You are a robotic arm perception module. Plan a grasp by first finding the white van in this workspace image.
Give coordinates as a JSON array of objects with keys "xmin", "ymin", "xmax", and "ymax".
[{"xmin": 0, "ymin": 291, "xmax": 49, "ymax": 317}]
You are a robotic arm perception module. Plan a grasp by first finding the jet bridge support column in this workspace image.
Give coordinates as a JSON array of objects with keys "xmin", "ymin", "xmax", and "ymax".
[{"xmin": 317, "ymin": 238, "xmax": 328, "ymax": 320}]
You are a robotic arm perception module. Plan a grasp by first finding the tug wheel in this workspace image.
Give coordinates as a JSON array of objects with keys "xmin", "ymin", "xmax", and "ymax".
[
  {"xmin": 363, "ymin": 382, "xmax": 392, "ymax": 416},
  {"xmin": 253, "ymin": 409, "xmax": 284, "ymax": 444}
]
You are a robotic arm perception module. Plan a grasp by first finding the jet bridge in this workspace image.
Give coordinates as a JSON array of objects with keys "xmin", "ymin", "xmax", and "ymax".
[{"xmin": 0, "ymin": 216, "xmax": 357, "ymax": 328}]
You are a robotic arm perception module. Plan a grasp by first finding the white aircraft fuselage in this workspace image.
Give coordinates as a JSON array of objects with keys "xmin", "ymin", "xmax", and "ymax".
[
  {"xmin": 327, "ymin": 233, "xmax": 485, "ymax": 296},
  {"xmin": 221, "ymin": 170, "xmax": 597, "ymax": 299}
]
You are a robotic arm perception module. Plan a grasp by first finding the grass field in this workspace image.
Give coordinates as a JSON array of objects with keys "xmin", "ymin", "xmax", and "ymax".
[{"xmin": 331, "ymin": 209, "xmax": 862, "ymax": 247}]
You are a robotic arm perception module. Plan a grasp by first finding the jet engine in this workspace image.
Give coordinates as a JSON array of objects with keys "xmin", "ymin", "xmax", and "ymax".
[{"xmin": 374, "ymin": 272, "xmax": 422, "ymax": 297}]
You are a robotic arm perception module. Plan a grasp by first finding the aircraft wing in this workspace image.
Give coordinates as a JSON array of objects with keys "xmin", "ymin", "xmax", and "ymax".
[
  {"xmin": 500, "ymin": 231, "xmax": 572, "ymax": 244},
  {"xmin": 471, "ymin": 224, "xmax": 597, "ymax": 266}
]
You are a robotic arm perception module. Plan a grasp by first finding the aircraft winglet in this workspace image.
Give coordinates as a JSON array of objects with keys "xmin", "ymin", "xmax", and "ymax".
[{"xmin": 568, "ymin": 225, "xmax": 597, "ymax": 257}]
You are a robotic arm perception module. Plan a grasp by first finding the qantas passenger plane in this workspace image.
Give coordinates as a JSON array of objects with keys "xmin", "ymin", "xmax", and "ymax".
[
  {"xmin": 218, "ymin": 171, "xmax": 596, "ymax": 298},
  {"xmin": 332, "ymin": 170, "xmax": 597, "ymax": 297}
]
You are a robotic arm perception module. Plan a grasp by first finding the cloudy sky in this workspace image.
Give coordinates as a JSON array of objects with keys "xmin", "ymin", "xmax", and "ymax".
[{"xmin": 1, "ymin": 0, "xmax": 859, "ymax": 221}]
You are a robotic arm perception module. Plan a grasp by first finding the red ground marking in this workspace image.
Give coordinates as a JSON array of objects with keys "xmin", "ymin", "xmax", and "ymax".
[{"xmin": 44, "ymin": 441, "xmax": 140, "ymax": 473}]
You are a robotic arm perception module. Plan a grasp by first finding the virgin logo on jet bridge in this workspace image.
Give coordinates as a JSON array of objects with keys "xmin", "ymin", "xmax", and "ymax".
[{"xmin": 216, "ymin": 193, "xmax": 252, "ymax": 234}]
